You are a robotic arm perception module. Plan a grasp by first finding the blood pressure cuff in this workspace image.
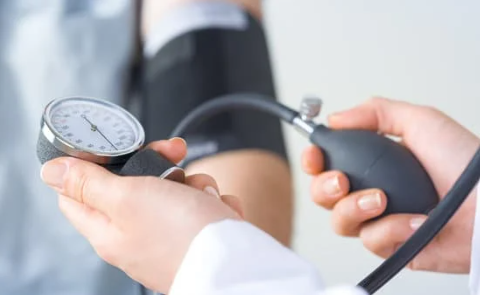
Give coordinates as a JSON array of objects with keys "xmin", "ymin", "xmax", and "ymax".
[{"xmin": 140, "ymin": 12, "xmax": 288, "ymax": 166}]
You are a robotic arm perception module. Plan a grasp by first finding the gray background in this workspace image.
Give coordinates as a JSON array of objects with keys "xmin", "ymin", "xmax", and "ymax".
[{"xmin": 262, "ymin": 0, "xmax": 479, "ymax": 294}]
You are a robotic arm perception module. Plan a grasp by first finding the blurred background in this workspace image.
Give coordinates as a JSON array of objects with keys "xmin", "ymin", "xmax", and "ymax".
[
  {"xmin": 2, "ymin": 1, "xmax": 478, "ymax": 294},
  {"xmin": 262, "ymin": 0, "xmax": 479, "ymax": 294}
]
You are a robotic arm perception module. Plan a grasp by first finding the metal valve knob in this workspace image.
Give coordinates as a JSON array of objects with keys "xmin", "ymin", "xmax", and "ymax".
[{"xmin": 300, "ymin": 97, "xmax": 322, "ymax": 121}]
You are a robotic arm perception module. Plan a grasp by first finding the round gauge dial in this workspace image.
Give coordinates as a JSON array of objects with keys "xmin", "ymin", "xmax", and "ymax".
[{"xmin": 41, "ymin": 97, "xmax": 144, "ymax": 163}]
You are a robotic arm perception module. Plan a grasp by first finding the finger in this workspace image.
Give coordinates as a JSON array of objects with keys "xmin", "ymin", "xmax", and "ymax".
[
  {"xmin": 331, "ymin": 189, "xmax": 387, "ymax": 237},
  {"xmin": 146, "ymin": 137, "xmax": 187, "ymax": 164},
  {"xmin": 57, "ymin": 194, "xmax": 112, "ymax": 242},
  {"xmin": 41, "ymin": 157, "xmax": 124, "ymax": 216},
  {"xmin": 220, "ymin": 195, "xmax": 244, "ymax": 219},
  {"xmin": 185, "ymin": 174, "xmax": 243, "ymax": 218},
  {"xmin": 301, "ymin": 145, "xmax": 324, "ymax": 175},
  {"xmin": 310, "ymin": 171, "xmax": 350, "ymax": 209},
  {"xmin": 185, "ymin": 174, "xmax": 220, "ymax": 197},
  {"xmin": 328, "ymin": 97, "xmax": 420, "ymax": 137},
  {"xmin": 359, "ymin": 214, "xmax": 427, "ymax": 258}
]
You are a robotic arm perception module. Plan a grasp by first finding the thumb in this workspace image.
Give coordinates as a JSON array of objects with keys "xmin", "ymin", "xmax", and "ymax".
[
  {"xmin": 328, "ymin": 97, "xmax": 426, "ymax": 137},
  {"xmin": 146, "ymin": 137, "xmax": 187, "ymax": 164}
]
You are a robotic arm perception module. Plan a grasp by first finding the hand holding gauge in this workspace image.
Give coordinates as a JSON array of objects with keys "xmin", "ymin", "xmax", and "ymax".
[
  {"xmin": 36, "ymin": 94, "xmax": 480, "ymax": 294},
  {"xmin": 37, "ymin": 97, "xmax": 185, "ymax": 182}
]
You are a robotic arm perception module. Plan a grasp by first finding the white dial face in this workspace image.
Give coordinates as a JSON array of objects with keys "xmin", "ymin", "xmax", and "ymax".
[{"xmin": 47, "ymin": 98, "xmax": 143, "ymax": 154}]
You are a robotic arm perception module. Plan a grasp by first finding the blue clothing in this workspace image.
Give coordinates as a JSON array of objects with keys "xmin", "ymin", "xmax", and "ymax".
[{"xmin": 0, "ymin": 1, "xmax": 147, "ymax": 294}]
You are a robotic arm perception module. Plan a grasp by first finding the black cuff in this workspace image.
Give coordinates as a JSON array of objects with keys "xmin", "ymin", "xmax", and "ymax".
[{"xmin": 140, "ymin": 10, "xmax": 289, "ymax": 164}]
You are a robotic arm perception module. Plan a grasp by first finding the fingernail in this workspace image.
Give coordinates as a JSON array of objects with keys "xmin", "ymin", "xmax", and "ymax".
[
  {"xmin": 410, "ymin": 217, "xmax": 426, "ymax": 230},
  {"xmin": 358, "ymin": 193, "xmax": 382, "ymax": 211},
  {"xmin": 328, "ymin": 111, "xmax": 346, "ymax": 120},
  {"xmin": 170, "ymin": 137, "xmax": 186, "ymax": 145},
  {"xmin": 322, "ymin": 176, "xmax": 341, "ymax": 196},
  {"xmin": 329, "ymin": 112, "xmax": 342, "ymax": 118},
  {"xmin": 204, "ymin": 186, "xmax": 220, "ymax": 198},
  {"xmin": 40, "ymin": 161, "xmax": 68, "ymax": 189}
]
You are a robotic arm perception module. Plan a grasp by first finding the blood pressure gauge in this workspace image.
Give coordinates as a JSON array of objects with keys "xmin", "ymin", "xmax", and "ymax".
[{"xmin": 37, "ymin": 97, "xmax": 185, "ymax": 182}]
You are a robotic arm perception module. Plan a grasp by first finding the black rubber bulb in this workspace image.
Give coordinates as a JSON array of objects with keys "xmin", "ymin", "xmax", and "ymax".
[{"xmin": 310, "ymin": 125, "xmax": 439, "ymax": 217}]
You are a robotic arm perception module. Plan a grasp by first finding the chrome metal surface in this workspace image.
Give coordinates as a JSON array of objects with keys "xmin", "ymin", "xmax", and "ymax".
[
  {"xmin": 293, "ymin": 116, "xmax": 316, "ymax": 137},
  {"xmin": 40, "ymin": 97, "xmax": 145, "ymax": 165},
  {"xmin": 300, "ymin": 97, "xmax": 322, "ymax": 121},
  {"xmin": 159, "ymin": 167, "xmax": 186, "ymax": 183}
]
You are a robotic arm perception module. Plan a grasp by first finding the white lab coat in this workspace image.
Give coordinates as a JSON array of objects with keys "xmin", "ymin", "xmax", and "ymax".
[
  {"xmin": 470, "ymin": 186, "xmax": 480, "ymax": 294},
  {"xmin": 168, "ymin": 187, "xmax": 479, "ymax": 295},
  {"xmin": 148, "ymin": 2, "xmax": 480, "ymax": 294}
]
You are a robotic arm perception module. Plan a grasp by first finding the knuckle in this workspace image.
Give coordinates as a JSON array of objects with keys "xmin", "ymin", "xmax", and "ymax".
[
  {"xmin": 331, "ymin": 218, "xmax": 346, "ymax": 236},
  {"xmin": 361, "ymin": 239, "xmax": 377, "ymax": 255},
  {"xmin": 407, "ymin": 259, "xmax": 421, "ymax": 271},
  {"xmin": 360, "ymin": 228, "xmax": 382, "ymax": 255},
  {"xmin": 381, "ymin": 221, "xmax": 397, "ymax": 242},
  {"xmin": 331, "ymin": 210, "xmax": 355, "ymax": 237},
  {"xmin": 311, "ymin": 174, "xmax": 344, "ymax": 210},
  {"xmin": 367, "ymin": 96, "xmax": 384, "ymax": 105},
  {"xmin": 366, "ymin": 96, "xmax": 390, "ymax": 109},
  {"xmin": 333, "ymin": 226, "xmax": 350, "ymax": 237},
  {"xmin": 312, "ymin": 189, "xmax": 334, "ymax": 209},
  {"xmin": 199, "ymin": 174, "xmax": 217, "ymax": 189},
  {"xmin": 317, "ymin": 199, "xmax": 334, "ymax": 210},
  {"xmin": 421, "ymin": 105, "xmax": 442, "ymax": 117}
]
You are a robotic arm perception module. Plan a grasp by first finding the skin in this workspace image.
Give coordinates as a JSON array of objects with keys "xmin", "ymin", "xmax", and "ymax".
[
  {"xmin": 141, "ymin": 0, "xmax": 293, "ymax": 246},
  {"xmin": 302, "ymin": 97, "xmax": 480, "ymax": 273},
  {"xmin": 39, "ymin": 98, "xmax": 479, "ymax": 293},
  {"xmin": 40, "ymin": 139, "xmax": 244, "ymax": 293}
]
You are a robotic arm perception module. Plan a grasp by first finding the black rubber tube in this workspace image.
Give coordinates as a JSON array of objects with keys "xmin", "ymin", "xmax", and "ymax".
[
  {"xmin": 169, "ymin": 93, "xmax": 298, "ymax": 138},
  {"xmin": 170, "ymin": 93, "xmax": 480, "ymax": 294},
  {"xmin": 358, "ymin": 146, "xmax": 480, "ymax": 294}
]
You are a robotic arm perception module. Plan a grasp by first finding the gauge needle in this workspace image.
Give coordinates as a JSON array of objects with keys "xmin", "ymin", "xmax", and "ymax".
[{"xmin": 81, "ymin": 114, "xmax": 118, "ymax": 150}]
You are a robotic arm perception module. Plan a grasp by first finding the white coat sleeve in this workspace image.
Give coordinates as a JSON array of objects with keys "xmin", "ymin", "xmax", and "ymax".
[
  {"xmin": 470, "ymin": 184, "xmax": 480, "ymax": 294},
  {"xmin": 169, "ymin": 220, "xmax": 367, "ymax": 295}
]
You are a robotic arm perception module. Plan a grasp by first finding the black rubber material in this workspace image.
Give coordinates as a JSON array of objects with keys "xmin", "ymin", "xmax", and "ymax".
[
  {"xmin": 170, "ymin": 93, "xmax": 298, "ymax": 138},
  {"xmin": 37, "ymin": 132, "xmax": 183, "ymax": 181},
  {"xmin": 37, "ymin": 131, "xmax": 69, "ymax": 165},
  {"xmin": 358, "ymin": 146, "xmax": 480, "ymax": 294},
  {"xmin": 36, "ymin": 131, "xmax": 124, "ymax": 174},
  {"xmin": 141, "ymin": 13, "xmax": 289, "ymax": 167},
  {"xmin": 171, "ymin": 95, "xmax": 439, "ymax": 217},
  {"xmin": 119, "ymin": 149, "xmax": 185, "ymax": 182},
  {"xmin": 170, "ymin": 94, "xmax": 480, "ymax": 293},
  {"xmin": 310, "ymin": 125, "xmax": 439, "ymax": 216}
]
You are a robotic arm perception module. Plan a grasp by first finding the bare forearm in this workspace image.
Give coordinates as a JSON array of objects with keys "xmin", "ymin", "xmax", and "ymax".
[
  {"xmin": 186, "ymin": 150, "xmax": 294, "ymax": 246},
  {"xmin": 138, "ymin": 0, "xmax": 292, "ymax": 244}
]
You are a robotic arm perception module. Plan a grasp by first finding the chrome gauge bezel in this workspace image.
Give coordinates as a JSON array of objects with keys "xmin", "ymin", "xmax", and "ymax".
[{"xmin": 40, "ymin": 97, "xmax": 145, "ymax": 165}]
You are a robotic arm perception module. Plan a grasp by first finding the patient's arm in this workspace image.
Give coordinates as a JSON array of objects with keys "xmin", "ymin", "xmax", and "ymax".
[{"xmin": 138, "ymin": 0, "xmax": 294, "ymax": 246}]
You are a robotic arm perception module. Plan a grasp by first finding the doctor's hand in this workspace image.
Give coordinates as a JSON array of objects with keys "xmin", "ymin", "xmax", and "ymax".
[
  {"xmin": 302, "ymin": 97, "xmax": 480, "ymax": 273},
  {"xmin": 40, "ymin": 138, "xmax": 243, "ymax": 293}
]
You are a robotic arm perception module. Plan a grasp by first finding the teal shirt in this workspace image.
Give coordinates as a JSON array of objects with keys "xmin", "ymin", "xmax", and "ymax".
[{"xmin": 0, "ymin": 0, "xmax": 148, "ymax": 294}]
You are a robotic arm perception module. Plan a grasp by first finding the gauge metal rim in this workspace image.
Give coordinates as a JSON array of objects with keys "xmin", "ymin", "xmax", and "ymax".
[{"xmin": 40, "ymin": 96, "xmax": 145, "ymax": 165}]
